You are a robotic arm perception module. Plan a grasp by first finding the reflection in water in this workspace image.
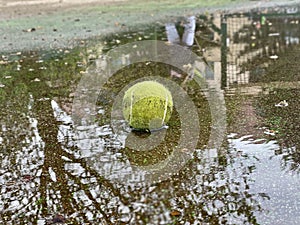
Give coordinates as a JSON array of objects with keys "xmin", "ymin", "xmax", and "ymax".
[
  {"xmin": 1, "ymin": 4, "xmax": 300, "ymax": 225},
  {"xmin": 255, "ymin": 88, "xmax": 300, "ymax": 173},
  {"xmin": 229, "ymin": 135, "xmax": 300, "ymax": 225},
  {"xmin": 223, "ymin": 7, "xmax": 300, "ymax": 85}
]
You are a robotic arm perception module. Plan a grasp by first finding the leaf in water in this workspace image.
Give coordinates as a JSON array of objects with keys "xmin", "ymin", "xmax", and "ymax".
[
  {"xmin": 22, "ymin": 175, "xmax": 33, "ymax": 182},
  {"xmin": 46, "ymin": 214, "xmax": 66, "ymax": 224},
  {"xmin": 170, "ymin": 210, "xmax": 181, "ymax": 217},
  {"xmin": 258, "ymin": 193, "xmax": 271, "ymax": 200}
]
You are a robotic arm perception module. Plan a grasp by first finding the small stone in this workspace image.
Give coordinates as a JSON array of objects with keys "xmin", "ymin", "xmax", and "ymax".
[{"xmin": 22, "ymin": 28, "xmax": 36, "ymax": 32}]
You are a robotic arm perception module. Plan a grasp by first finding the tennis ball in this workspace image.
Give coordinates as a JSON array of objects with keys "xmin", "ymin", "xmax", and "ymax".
[{"xmin": 122, "ymin": 81, "xmax": 173, "ymax": 130}]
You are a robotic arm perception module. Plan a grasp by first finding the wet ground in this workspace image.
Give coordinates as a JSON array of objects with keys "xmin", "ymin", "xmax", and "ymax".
[
  {"xmin": 1, "ymin": 1, "xmax": 300, "ymax": 225},
  {"xmin": 1, "ymin": 0, "xmax": 299, "ymax": 52}
]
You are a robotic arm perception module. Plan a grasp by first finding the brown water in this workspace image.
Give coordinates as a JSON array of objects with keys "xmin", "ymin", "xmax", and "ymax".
[{"xmin": 1, "ymin": 5, "xmax": 300, "ymax": 225}]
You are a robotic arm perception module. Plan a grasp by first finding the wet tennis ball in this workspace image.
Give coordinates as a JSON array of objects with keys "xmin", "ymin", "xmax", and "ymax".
[{"xmin": 122, "ymin": 81, "xmax": 173, "ymax": 130}]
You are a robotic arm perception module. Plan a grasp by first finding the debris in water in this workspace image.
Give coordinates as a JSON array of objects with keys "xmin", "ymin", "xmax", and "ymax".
[
  {"xmin": 275, "ymin": 100, "xmax": 288, "ymax": 107},
  {"xmin": 170, "ymin": 210, "xmax": 181, "ymax": 217},
  {"xmin": 22, "ymin": 28, "xmax": 36, "ymax": 32},
  {"xmin": 22, "ymin": 175, "xmax": 33, "ymax": 182},
  {"xmin": 264, "ymin": 128, "xmax": 277, "ymax": 136},
  {"xmin": 270, "ymin": 55, "xmax": 278, "ymax": 59},
  {"xmin": 170, "ymin": 69, "xmax": 182, "ymax": 78},
  {"xmin": 46, "ymin": 214, "xmax": 66, "ymax": 224}
]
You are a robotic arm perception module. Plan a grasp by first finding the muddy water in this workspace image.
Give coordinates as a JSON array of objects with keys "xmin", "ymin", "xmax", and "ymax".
[{"xmin": 1, "ymin": 4, "xmax": 300, "ymax": 225}]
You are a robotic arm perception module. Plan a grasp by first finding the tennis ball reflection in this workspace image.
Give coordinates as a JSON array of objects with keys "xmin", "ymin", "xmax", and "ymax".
[{"xmin": 122, "ymin": 81, "xmax": 173, "ymax": 130}]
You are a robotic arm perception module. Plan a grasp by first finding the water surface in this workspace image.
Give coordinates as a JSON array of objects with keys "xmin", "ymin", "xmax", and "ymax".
[{"xmin": 1, "ymin": 4, "xmax": 300, "ymax": 225}]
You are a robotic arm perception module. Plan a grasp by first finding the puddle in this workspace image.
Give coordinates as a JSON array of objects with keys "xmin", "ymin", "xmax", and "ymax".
[
  {"xmin": 229, "ymin": 134, "xmax": 300, "ymax": 225},
  {"xmin": 1, "ymin": 3, "xmax": 300, "ymax": 225}
]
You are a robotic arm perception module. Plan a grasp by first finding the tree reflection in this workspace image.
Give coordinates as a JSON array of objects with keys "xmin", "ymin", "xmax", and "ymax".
[{"xmin": 0, "ymin": 44, "xmax": 264, "ymax": 224}]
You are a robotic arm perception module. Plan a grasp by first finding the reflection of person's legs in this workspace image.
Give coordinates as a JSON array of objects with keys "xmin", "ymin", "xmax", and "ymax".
[
  {"xmin": 165, "ymin": 17, "xmax": 196, "ymax": 83},
  {"xmin": 182, "ymin": 16, "xmax": 196, "ymax": 46},
  {"xmin": 165, "ymin": 23, "xmax": 182, "ymax": 79},
  {"xmin": 165, "ymin": 16, "xmax": 196, "ymax": 46},
  {"xmin": 182, "ymin": 16, "xmax": 196, "ymax": 81},
  {"xmin": 165, "ymin": 23, "xmax": 180, "ymax": 44}
]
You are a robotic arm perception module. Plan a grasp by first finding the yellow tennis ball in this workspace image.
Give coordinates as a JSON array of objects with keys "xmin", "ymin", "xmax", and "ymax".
[{"xmin": 122, "ymin": 81, "xmax": 173, "ymax": 130}]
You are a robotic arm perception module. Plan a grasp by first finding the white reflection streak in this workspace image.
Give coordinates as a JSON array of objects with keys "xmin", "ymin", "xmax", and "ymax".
[
  {"xmin": 0, "ymin": 94, "xmax": 45, "ymax": 218},
  {"xmin": 51, "ymin": 100, "xmax": 73, "ymax": 143},
  {"xmin": 48, "ymin": 167, "xmax": 57, "ymax": 182}
]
